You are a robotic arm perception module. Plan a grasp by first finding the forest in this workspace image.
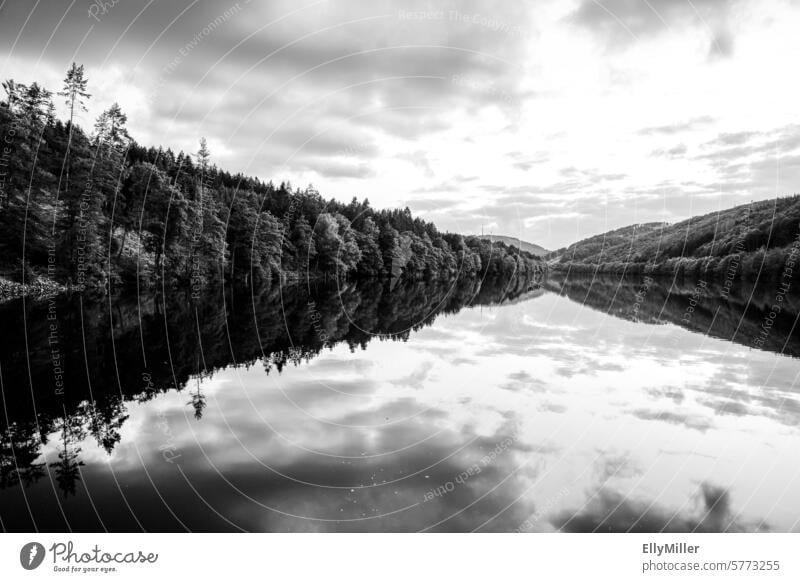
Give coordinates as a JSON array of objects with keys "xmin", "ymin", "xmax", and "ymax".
[
  {"xmin": 548, "ymin": 196, "xmax": 800, "ymax": 283},
  {"xmin": 0, "ymin": 64, "xmax": 542, "ymax": 296}
]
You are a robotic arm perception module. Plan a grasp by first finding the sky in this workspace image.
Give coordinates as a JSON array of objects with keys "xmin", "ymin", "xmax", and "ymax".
[{"xmin": 1, "ymin": 0, "xmax": 799, "ymax": 249}]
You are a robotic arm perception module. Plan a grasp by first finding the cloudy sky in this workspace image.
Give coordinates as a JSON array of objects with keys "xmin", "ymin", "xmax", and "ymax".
[{"xmin": 1, "ymin": 0, "xmax": 799, "ymax": 249}]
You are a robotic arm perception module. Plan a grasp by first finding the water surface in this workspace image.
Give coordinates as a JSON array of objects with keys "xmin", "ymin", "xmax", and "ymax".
[{"xmin": 1, "ymin": 274, "xmax": 798, "ymax": 532}]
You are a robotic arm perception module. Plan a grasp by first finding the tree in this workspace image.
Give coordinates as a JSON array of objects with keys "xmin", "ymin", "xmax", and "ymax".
[
  {"xmin": 252, "ymin": 211, "xmax": 283, "ymax": 280},
  {"xmin": 84, "ymin": 398, "xmax": 128, "ymax": 455},
  {"xmin": 0, "ymin": 424, "xmax": 46, "ymax": 489},
  {"xmin": 94, "ymin": 102, "xmax": 130, "ymax": 152},
  {"xmin": 115, "ymin": 162, "xmax": 162, "ymax": 260},
  {"xmin": 143, "ymin": 183, "xmax": 189, "ymax": 281},
  {"xmin": 1, "ymin": 79, "xmax": 24, "ymax": 112},
  {"xmin": 314, "ymin": 213, "xmax": 361, "ymax": 277},
  {"xmin": 356, "ymin": 216, "xmax": 383, "ymax": 277},
  {"xmin": 287, "ymin": 215, "xmax": 316, "ymax": 272},
  {"xmin": 197, "ymin": 137, "xmax": 210, "ymax": 172},
  {"xmin": 196, "ymin": 137, "xmax": 210, "ymax": 198},
  {"xmin": 19, "ymin": 83, "xmax": 53, "ymax": 128},
  {"xmin": 58, "ymin": 63, "xmax": 90, "ymax": 130},
  {"xmin": 91, "ymin": 103, "xmax": 131, "ymax": 283},
  {"xmin": 188, "ymin": 378, "xmax": 207, "ymax": 420},
  {"xmin": 314, "ymin": 213, "xmax": 341, "ymax": 275},
  {"xmin": 50, "ymin": 413, "xmax": 87, "ymax": 497},
  {"xmin": 379, "ymin": 224, "xmax": 402, "ymax": 278},
  {"xmin": 0, "ymin": 89, "xmax": 54, "ymax": 276},
  {"xmin": 334, "ymin": 214, "xmax": 361, "ymax": 274},
  {"xmin": 57, "ymin": 63, "xmax": 90, "ymax": 194}
]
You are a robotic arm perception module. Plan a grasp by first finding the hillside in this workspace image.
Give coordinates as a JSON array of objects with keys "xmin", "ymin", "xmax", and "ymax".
[
  {"xmin": 479, "ymin": 234, "xmax": 549, "ymax": 257},
  {"xmin": 547, "ymin": 222, "xmax": 666, "ymax": 263},
  {"xmin": 549, "ymin": 197, "xmax": 800, "ymax": 282}
]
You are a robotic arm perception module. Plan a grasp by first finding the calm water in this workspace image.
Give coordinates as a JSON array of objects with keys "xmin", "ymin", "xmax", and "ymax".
[{"xmin": 1, "ymin": 273, "xmax": 799, "ymax": 532}]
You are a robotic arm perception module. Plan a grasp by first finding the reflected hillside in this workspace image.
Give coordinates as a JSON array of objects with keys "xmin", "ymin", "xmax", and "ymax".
[
  {"xmin": 545, "ymin": 273, "xmax": 800, "ymax": 358},
  {"xmin": 0, "ymin": 270, "xmax": 542, "ymax": 494}
]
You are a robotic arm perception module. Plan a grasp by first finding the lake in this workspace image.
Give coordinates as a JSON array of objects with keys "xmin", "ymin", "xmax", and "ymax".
[{"xmin": 1, "ymin": 273, "xmax": 799, "ymax": 532}]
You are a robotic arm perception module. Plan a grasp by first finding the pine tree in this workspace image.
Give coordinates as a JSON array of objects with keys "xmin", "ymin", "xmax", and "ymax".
[
  {"xmin": 196, "ymin": 137, "xmax": 211, "ymax": 202},
  {"xmin": 1, "ymin": 79, "xmax": 24, "ymax": 112},
  {"xmin": 57, "ymin": 63, "xmax": 90, "ymax": 195},
  {"xmin": 0, "ymin": 85, "xmax": 55, "ymax": 275},
  {"xmin": 93, "ymin": 102, "xmax": 129, "ymax": 152},
  {"xmin": 58, "ymin": 63, "xmax": 90, "ymax": 130},
  {"xmin": 197, "ymin": 137, "xmax": 210, "ymax": 173}
]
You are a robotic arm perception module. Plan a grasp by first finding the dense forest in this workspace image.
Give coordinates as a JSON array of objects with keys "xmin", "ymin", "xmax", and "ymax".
[
  {"xmin": 548, "ymin": 197, "xmax": 800, "ymax": 283},
  {"xmin": 0, "ymin": 64, "xmax": 542, "ymax": 296}
]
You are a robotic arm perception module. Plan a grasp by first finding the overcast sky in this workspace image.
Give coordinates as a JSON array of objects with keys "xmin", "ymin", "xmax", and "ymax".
[{"xmin": 2, "ymin": 0, "xmax": 799, "ymax": 248}]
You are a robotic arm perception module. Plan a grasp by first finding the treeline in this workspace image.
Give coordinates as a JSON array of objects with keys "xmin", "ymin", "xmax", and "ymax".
[
  {"xmin": 549, "ymin": 197, "xmax": 800, "ymax": 283},
  {"xmin": 0, "ymin": 64, "xmax": 543, "ymax": 292}
]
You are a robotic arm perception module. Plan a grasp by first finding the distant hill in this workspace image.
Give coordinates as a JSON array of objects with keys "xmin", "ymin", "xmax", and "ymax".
[
  {"xmin": 546, "ymin": 222, "xmax": 666, "ymax": 263},
  {"xmin": 479, "ymin": 234, "xmax": 549, "ymax": 257},
  {"xmin": 549, "ymin": 196, "xmax": 800, "ymax": 282}
]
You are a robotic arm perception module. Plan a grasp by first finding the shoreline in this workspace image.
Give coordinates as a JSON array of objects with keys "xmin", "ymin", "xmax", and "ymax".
[
  {"xmin": 0, "ymin": 277, "xmax": 72, "ymax": 304},
  {"xmin": 0, "ymin": 264, "xmax": 547, "ymax": 305}
]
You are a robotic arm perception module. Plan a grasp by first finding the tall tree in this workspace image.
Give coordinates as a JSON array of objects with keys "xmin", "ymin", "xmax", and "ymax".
[
  {"xmin": 93, "ymin": 102, "xmax": 129, "ymax": 152},
  {"xmin": 19, "ymin": 83, "xmax": 53, "ymax": 129},
  {"xmin": 58, "ymin": 63, "xmax": 90, "ymax": 130},
  {"xmin": 50, "ymin": 413, "xmax": 87, "ymax": 497},
  {"xmin": 57, "ymin": 63, "xmax": 90, "ymax": 194},
  {"xmin": 197, "ymin": 138, "xmax": 210, "ymax": 172},
  {"xmin": 0, "ymin": 86, "xmax": 54, "ymax": 275},
  {"xmin": 196, "ymin": 137, "xmax": 211, "ymax": 203}
]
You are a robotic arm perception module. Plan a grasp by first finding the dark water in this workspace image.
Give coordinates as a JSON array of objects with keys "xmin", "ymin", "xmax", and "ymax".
[{"xmin": 1, "ymin": 272, "xmax": 799, "ymax": 532}]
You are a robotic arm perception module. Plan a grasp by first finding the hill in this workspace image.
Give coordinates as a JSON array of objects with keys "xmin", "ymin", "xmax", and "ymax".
[
  {"xmin": 547, "ymin": 222, "xmax": 666, "ymax": 263},
  {"xmin": 479, "ymin": 234, "xmax": 549, "ymax": 257},
  {"xmin": 549, "ymin": 196, "xmax": 800, "ymax": 283}
]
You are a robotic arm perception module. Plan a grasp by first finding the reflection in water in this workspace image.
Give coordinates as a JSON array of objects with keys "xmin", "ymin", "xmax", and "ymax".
[
  {"xmin": 0, "ymin": 271, "xmax": 799, "ymax": 532},
  {"xmin": 551, "ymin": 483, "xmax": 766, "ymax": 533},
  {"xmin": 546, "ymin": 273, "xmax": 800, "ymax": 358}
]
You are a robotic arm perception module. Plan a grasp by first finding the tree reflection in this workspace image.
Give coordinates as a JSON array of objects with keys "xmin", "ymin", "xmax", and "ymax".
[
  {"xmin": 0, "ymin": 423, "xmax": 45, "ymax": 489},
  {"xmin": 50, "ymin": 413, "xmax": 86, "ymax": 497},
  {"xmin": 546, "ymin": 273, "xmax": 800, "ymax": 358},
  {"xmin": 188, "ymin": 378, "xmax": 207, "ymax": 421},
  {"xmin": 0, "ymin": 269, "xmax": 542, "ymax": 496}
]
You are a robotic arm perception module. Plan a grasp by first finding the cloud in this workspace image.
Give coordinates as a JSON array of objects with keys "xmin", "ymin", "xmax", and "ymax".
[
  {"xmin": 637, "ymin": 116, "xmax": 716, "ymax": 136},
  {"xmin": 0, "ymin": 0, "xmax": 533, "ymax": 183},
  {"xmin": 631, "ymin": 408, "xmax": 714, "ymax": 432},
  {"xmin": 2, "ymin": 0, "xmax": 799, "ymax": 249},
  {"xmin": 690, "ymin": 124, "xmax": 800, "ymax": 197},
  {"xmin": 709, "ymin": 27, "xmax": 735, "ymax": 59},
  {"xmin": 551, "ymin": 483, "xmax": 766, "ymax": 532},
  {"xmin": 567, "ymin": 0, "xmax": 736, "ymax": 49},
  {"xmin": 650, "ymin": 143, "xmax": 688, "ymax": 158},
  {"xmin": 396, "ymin": 149, "xmax": 435, "ymax": 178}
]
